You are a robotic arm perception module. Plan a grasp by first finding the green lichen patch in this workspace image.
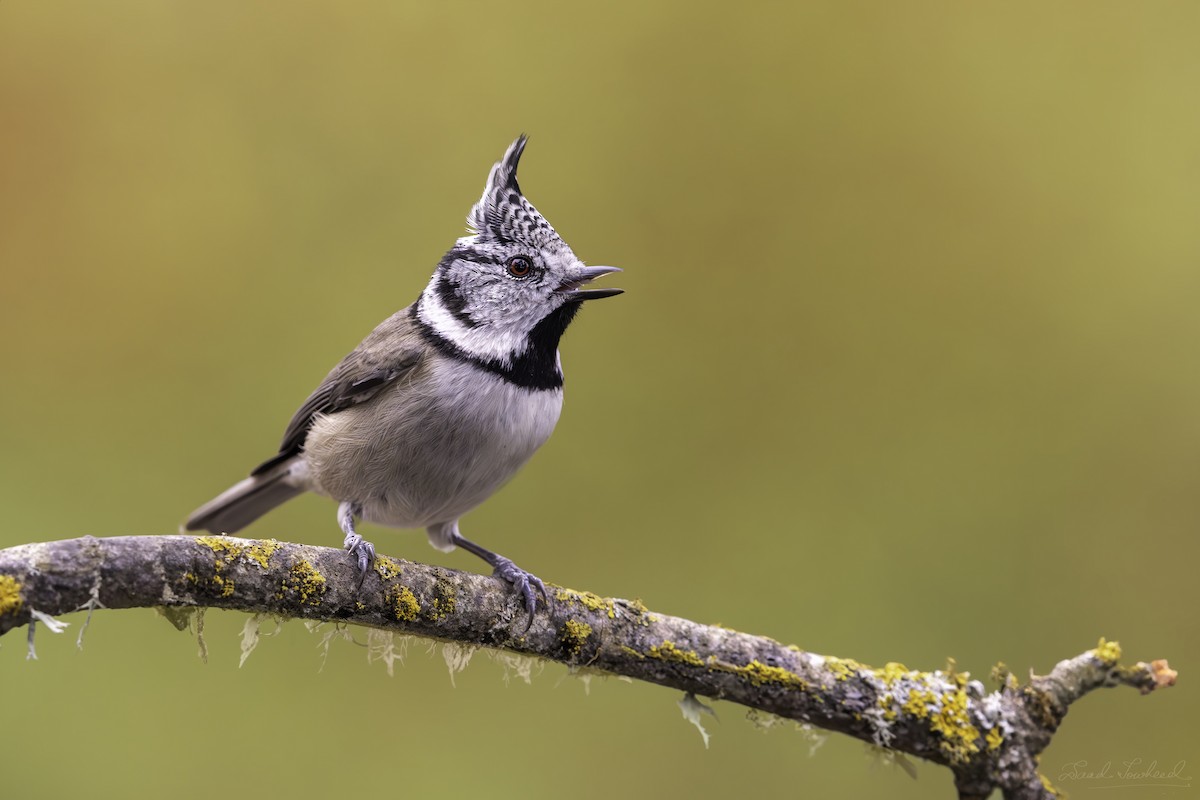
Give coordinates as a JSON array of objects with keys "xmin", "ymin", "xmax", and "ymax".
[
  {"xmin": 561, "ymin": 619, "xmax": 593, "ymax": 658},
  {"xmin": 279, "ymin": 561, "xmax": 327, "ymax": 606},
  {"xmin": 647, "ymin": 640, "xmax": 704, "ymax": 667},
  {"xmin": 387, "ymin": 585, "xmax": 420, "ymax": 622},
  {"xmin": 0, "ymin": 574, "xmax": 23, "ymax": 618}
]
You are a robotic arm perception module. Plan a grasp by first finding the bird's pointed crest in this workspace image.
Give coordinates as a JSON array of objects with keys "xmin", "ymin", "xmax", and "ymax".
[{"xmin": 466, "ymin": 135, "xmax": 563, "ymax": 251}]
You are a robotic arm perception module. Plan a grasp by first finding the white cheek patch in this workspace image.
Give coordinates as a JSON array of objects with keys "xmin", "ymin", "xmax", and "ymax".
[{"xmin": 418, "ymin": 285, "xmax": 540, "ymax": 365}]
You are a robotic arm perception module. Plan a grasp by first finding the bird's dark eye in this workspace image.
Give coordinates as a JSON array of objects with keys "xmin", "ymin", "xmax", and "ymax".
[{"xmin": 507, "ymin": 255, "xmax": 533, "ymax": 278}]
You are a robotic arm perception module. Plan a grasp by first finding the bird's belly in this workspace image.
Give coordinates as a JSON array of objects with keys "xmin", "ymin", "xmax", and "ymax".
[{"xmin": 303, "ymin": 365, "xmax": 563, "ymax": 529}]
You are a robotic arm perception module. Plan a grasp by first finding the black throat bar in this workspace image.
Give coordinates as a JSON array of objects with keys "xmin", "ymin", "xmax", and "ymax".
[{"xmin": 410, "ymin": 301, "xmax": 580, "ymax": 391}]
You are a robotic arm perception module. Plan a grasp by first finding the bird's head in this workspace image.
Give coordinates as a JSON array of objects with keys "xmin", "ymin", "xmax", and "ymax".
[{"xmin": 416, "ymin": 136, "xmax": 621, "ymax": 371}]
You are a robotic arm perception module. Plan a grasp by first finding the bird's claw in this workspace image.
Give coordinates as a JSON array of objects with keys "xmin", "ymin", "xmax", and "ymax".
[
  {"xmin": 491, "ymin": 557, "xmax": 547, "ymax": 629},
  {"xmin": 343, "ymin": 532, "xmax": 376, "ymax": 585}
]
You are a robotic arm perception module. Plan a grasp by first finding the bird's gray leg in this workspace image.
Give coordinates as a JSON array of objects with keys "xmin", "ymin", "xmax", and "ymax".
[
  {"xmin": 448, "ymin": 528, "xmax": 546, "ymax": 628},
  {"xmin": 337, "ymin": 501, "xmax": 375, "ymax": 584}
]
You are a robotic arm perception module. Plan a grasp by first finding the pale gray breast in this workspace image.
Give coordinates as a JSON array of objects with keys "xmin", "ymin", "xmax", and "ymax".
[{"xmin": 303, "ymin": 355, "xmax": 563, "ymax": 529}]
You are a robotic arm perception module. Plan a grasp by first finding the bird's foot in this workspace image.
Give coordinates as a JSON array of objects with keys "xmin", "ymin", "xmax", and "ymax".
[
  {"xmin": 445, "ymin": 527, "xmax": 547, "ymax": 630},
  {"xmin": 343, "ymin": 531, "xmax": 376, "ymax": 585},
  {"xmin": 491, "ymin": 556, "xmax": 547, "ymax": 628},
  {"xmin": 338, "ymin": 501, "xmax": 374, "ymax": 586}
]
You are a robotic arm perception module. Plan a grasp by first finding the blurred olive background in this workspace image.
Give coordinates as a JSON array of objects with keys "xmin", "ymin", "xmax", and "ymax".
[{"xmin": 2, "ymin": 2, "xmax": 1197, "ymax": 797}]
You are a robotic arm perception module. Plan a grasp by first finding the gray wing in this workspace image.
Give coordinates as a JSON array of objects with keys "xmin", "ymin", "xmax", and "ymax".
[{"xmin": 251, "ymin": 307, "xmax": 425, "ymax": 476}]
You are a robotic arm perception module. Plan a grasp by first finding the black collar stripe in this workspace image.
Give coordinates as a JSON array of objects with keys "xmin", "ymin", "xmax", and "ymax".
[{"xmin": 410, "ymin": 303, "xmax": 574, "ymax": 391}]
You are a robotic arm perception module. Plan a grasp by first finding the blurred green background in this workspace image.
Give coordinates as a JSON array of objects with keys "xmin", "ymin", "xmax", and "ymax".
[{"xmin": 2, "ymin": 2, "xmax": 1197, "ymax": 797}]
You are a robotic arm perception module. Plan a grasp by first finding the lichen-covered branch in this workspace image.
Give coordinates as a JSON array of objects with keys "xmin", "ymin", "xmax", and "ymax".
[{"xmin": 0, "ymin": 535, "xmax": 1177, "ymax": 799}]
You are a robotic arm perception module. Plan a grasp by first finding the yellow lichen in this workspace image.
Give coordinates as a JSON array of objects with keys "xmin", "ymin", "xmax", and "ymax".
[
  {"xmin": 715, "ymin": 659, "xmax": 809, "ymax": 691},
  {"xmin": 902, "ymin": 688, "xmax": 935, "ymax": 719},
  {"xmin": 195, "ymin": 535, "xmax": 237, "ymax": 557},
  {"xmin": 627, "ymin": 598, "xmax": 649, "ymax": 614},
  {"xmin": 874, "ymin": 662, "xmax": 914, "ymax": 685},
  {"xmin": 1038, "ymin": 771, "xmax": 1062, "ymax": 797},
  {"xmin": 878, "ymin": 694, "xmax": 898, "ymax": 721},
  {"xmin": 927, "ymin": 686, "xmax": 981, "ymax": 763},
  {"xmin": 190, "ymin": 537, "xmax": 241, "ymax": 597},
  {"xmin": 555, "ymin": 588, "xmax": 617, "ymax": 619},
  {"xmin": 990, "ymin": 661, "xmax": 1012, "ymax": 688},
  {"xmin": 647, "ymin": 640, "xmax": 705, "ymax": 667},
  {"xmin": 387, "ymin": 585, "xmax": 420, "ymax": 621},
  {"xmin": 430, "ymin": 579, "xmax": 456, "ymax": 621},
  {"xmin": 619, "ymin": 645, "xmax": 646, "ymax": 660},
  {"xmin": 243, "ymin": 540, "xmax": 281, "ymax": 570},
  {"xmin": 374, "ymin": 555, "xmax": 403, "ymax": 581},
  {"xmin": 212, "ymin": 574, "xmax": 236, "ymax": 598},
  {"xmin": 826, "ymin": 656, "xmax": 866, "ymax": 682},
  {"xmin": 867, "ymin": 659, "xmax": 986, "ymax": 764},
  {"xmin": 281, "ymin": 561, "xmax": 327, "ymax": 606},
  {"xmin": 561, "ymin": 619, "xmax": 593, "ymax": 657},
  {"xmin": 0, "ymin": 574, "xmax": 23, "ymax": 618},
  {"xmin": 1022, "ymin": 685, "xmax": 1059, "ymax": 729},
  {"xmin": 986, "ymin": 726, "xmax": 1003, "ymax": 751},
  {"xmin": 195, "ymin": 536, "xmax": 279, "ymax": 570},
  {"xmin": 1093, "ymin": 637, "xmax": 1122, "ymax": 665}
]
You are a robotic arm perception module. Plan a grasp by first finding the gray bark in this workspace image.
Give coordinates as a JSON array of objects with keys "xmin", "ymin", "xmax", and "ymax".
[{"xmin": 0, "ymin": 535, "xmax": 1177, "ymax": 799}]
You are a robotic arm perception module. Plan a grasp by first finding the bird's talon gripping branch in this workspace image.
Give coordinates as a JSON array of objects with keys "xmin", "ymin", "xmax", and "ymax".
[
  {"xmin": 491, "ymin": 557, "xmax": 547, "ymax": 626},
  {"xmin": 337, "ymin": 501, "xmax": 374, "ymax": 585},
  {"xmin": 344, "ymin": 535, "xmax": 376, "ymax": 584}
]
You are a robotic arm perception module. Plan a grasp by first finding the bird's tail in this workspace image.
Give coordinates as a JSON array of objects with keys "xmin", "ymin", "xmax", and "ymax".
[{"xmin": 184, "ymin": 457, "xmax": 306, "ymax": 535}]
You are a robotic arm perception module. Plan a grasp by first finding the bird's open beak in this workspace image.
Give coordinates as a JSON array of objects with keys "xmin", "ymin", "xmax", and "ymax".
[{"xmin": 556, "ymin": 265, "xmax": 623, "ymax": 301}]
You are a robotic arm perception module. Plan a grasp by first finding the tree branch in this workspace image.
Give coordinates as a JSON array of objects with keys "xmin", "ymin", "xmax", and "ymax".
[{"xmin": 0, "ymin": 535, "xmax": 1176, "ymax": 798}]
